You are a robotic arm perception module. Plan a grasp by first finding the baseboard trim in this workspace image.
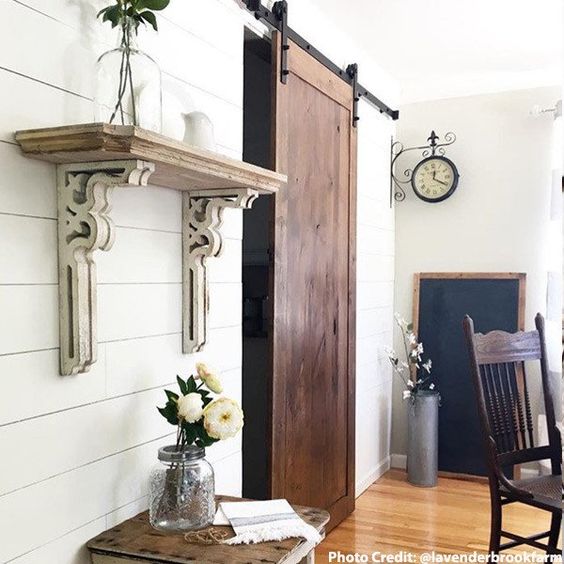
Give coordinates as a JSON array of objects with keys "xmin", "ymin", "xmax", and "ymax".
[
  {"xmin": 390, "ymin": 453, "xmax": 407, "ymax": 470},
  {"xmin": 355, "ymin": 456, "xmax": 390, "ymax": 497},
  {"xmin": 390, "ymin": 454, "xmax": 542, "ymax": 480}
]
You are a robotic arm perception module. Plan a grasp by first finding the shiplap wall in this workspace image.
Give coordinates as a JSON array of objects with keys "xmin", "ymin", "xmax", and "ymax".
[
  {"xmin": 355, "ymin": 100, "xmax": 395, "ymax": 496},
  {"xmin": 0, "ymin": 1, "xmax": 246, "ymax": 562},
  {"xmin": 0, "ymin": 0, "xmax": 397, "ymax": 561}
]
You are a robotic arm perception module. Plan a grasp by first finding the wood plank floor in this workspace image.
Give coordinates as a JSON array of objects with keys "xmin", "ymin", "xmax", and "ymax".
[{"xmin": 315, "ymin": 470, "xmax": 558, "ymax": 562}]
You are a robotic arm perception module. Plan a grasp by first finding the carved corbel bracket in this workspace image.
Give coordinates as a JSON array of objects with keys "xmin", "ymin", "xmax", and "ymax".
[
  {"xmin": 183, "ymin": 188, "xmax": 258, "ymax": 354},
  {"xmin": 57, "ymin": 160, "xmax": 155, "ymax": 375}
]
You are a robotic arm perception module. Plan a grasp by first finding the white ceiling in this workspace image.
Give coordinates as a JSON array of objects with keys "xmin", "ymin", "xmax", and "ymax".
[{"xmin": 306, "ymin": 0, "xmax": 562, "ymax": 104}]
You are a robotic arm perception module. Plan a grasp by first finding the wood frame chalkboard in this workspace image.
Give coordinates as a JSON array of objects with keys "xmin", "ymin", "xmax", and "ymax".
[
  {"xmin": 413, "ymin": 273, "xmax": 526, "ymax": 334},
  {"xmin": 412, "ymin": 272, "xmax": 526, "ymax": 479}
]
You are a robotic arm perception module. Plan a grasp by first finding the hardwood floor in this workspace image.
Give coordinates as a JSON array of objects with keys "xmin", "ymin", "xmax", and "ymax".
[{"xmin": 315, "ymin": 470, "xmax": 558, "ymax": 562}]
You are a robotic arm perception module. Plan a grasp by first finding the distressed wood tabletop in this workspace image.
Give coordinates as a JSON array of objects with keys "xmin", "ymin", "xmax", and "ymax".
[{"xmin": 86, "ymin": 496, "xmax": 329, "ymax": 564}]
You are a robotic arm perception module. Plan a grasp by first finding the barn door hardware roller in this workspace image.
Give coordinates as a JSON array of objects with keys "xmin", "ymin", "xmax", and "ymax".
[
  {"xmin": 272, "ymin": 1, "xmax": 289, "ymax": 83},
  {"xmin": 347, "ymin": 63, "xmax": 360, "ymax": 127},
  {"xmin": 241, "ymin": 0, "xmax": 399, "ymax": 120}
]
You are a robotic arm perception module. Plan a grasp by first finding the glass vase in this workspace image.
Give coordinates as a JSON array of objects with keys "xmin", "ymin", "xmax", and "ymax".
[
  {"xmin": 149, "ymin": 445, "xmax": 215, "ymax": 532},
  {"xmin": 94, "ymin": 23, "xmax": 162, "ymax": 132}
]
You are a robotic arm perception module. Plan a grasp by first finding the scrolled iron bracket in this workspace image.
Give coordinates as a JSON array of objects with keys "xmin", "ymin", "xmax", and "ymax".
[{"xmin": 390, "ymin": 130, "xmax": 457, "ymax": 205}]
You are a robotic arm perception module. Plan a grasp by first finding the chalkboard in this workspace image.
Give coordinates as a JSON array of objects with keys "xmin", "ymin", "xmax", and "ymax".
[{"xmin": 413, "ymin": 273, "xmax": 526, "ymax": 477}]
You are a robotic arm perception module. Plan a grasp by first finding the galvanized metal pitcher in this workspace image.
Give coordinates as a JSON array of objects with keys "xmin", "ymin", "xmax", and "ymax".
[{"xmin": 407, "ymin": 390, "xmax": 440, "ymax": 487}]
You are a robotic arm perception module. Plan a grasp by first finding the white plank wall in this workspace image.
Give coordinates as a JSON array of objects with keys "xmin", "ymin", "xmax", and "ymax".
[
  {"xmin": 0, "ymin": 1, "xmax": 246, "ymax": 562},
  {"xmin": 354, "ymin": 99, "xmax": 395, "ymax": 497},
  {"xmin": 0, "ymin": 1, "xmax": 397, "ymax": 561}
]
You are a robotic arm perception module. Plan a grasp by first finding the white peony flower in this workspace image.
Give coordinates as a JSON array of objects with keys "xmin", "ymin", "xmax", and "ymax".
[
  {"xmin": 177, "ymin": 392, "xmax": 204, "ymax": 423},
  {"xmin": 203, "ymin": 398, "xmax": 244, "ymax": 440},
  {"xmin": 402, "ymin": 390, "xmax": 412, "ymax": 400},
  {"xmin": 195, "ymin": 362, "xmax": 223, "ymax": 394}
]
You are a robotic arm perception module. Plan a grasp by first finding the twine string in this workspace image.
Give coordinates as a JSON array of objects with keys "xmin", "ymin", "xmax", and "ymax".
[{"xmin": 184, "ymin": 527, "xmax": 230, "ymax": 545}]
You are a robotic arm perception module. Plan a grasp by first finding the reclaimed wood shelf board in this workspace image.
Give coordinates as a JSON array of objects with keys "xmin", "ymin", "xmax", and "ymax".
[
  {"xmin": 86, "ymin": 497, "xmax": 329, "ymax": 564},
  {"xmin": 14, "ymin": 123, "xmax": 286, "ymax": 194}
]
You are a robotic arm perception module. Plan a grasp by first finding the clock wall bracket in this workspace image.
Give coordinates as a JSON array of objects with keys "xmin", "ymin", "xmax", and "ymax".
[{"xmin": 390, "ymin": 130, "xmax": 457, "ymax": 205}]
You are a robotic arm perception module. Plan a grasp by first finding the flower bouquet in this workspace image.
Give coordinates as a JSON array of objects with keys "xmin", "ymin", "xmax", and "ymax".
[
  {"xmin": 149, "ymin": 363, "xmax": 244, "ymax": 531},
  {"xmin": 385, "ymin": 314, "xmax": 440, "ymax": 487},
  {"xmin": 385, "ymin": 313, "xmax": 434, "ymax": 401}
]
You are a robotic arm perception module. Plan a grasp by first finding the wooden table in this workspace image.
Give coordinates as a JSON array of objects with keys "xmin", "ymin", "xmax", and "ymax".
[{"xmin": 86, "ymin": 496, "xmax": 329, "ymax": 564}]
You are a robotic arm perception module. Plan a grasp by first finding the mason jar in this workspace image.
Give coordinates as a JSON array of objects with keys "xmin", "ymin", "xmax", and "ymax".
[{"xmin": 149, "ymin": 445, "xmax": 215, "ymax": 532}]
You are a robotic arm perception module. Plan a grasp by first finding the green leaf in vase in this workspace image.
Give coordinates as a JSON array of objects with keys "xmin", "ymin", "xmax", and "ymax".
[
  {"xmin": 139, "ymin": 10, "xmax": 158, "ymax": 31},
  {"xmin": 99, "ymin": 4, "xmax": 122, "ymax": 27},
  {"xmin": 157, "ymin": 401, "xmax": 179, "ymax": 425},
  {"xmin": 201, "ymin": 394, "xmax": 213, "ymax": 407},
  {"xmin": 138, "ymin": 0, "xmax": 170, "ymax": 11},
  {"xmin": 195, "ymin": 424, "xmax": 219, "ymax": 447},
  {"xmin": 164, "ymin": 389, "xmax": 179, "ymax": 402},
  {"xmin": 185, "ymin": 376, "xmax": 198, "ymax": 393},
  {"xmin": 176, "ymin": 375, "xmax": 188, "ymax": 395},
  {"xmin": 182, "ymin": 422, "xmax": 198, "ymax": 445}
]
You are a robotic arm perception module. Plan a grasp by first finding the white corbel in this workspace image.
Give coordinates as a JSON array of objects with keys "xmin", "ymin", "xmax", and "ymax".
[
  {"xmin": 57, "ymin": 160, "xmax": 155, "ymax": 375},
  {"xmin": 182, "ymin": 188, "xmax": 258, "ymax": 354}
]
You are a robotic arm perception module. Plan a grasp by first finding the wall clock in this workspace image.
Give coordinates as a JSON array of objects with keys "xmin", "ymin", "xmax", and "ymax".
[
  {"xmin": 411, "ymin": 155, "xmax": 459, "ymax": 203},
  {"xmin": 391, "ymin": 130, "xmax": 459, "ymax": 204}
]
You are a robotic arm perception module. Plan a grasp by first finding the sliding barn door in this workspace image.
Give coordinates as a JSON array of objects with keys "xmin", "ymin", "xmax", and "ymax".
[{"xmin": 269, "ymin": 32, "xmax": 357, "ymax": 530}]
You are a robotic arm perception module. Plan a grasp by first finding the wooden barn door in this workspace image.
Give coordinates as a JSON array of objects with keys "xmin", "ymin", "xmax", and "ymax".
[{"xmin": 269, "ymin": 32, "xmax": 357, "ymax": 530}]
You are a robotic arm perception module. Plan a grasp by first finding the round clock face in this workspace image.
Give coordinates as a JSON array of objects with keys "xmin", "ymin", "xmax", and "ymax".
[{"xmin": 411, "ymin": 156, "xmax": 459, "ymax": 203}]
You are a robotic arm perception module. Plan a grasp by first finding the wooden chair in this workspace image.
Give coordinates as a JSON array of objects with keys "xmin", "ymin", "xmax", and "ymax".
[{"xmin": 463, "ymin": 313, "xmax": 562, "ymax": 555}]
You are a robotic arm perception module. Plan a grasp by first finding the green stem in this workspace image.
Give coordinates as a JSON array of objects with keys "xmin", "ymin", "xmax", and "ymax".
[
  {"xmin": 389, "ymin": 360, "xmax": 411, "ymax": 390},
  {"xmin": 398, "ymin": 320, "xmax": 416, "ymax": 384},
  {"xmin": 124, "ymin": 24, "xmax": 138, "ymax": 125},
  {"xmin": 109, "ymin": 45, "xmax": 127, "ymax": 124}
]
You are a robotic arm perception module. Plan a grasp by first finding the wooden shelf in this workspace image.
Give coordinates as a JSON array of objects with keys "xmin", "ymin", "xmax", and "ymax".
[
  {"xmin": 15, "ymin": 123, "xmax": 285, "ymax": 194},
  {"xmin": 14, "ymin": 123, "xmax": 286, "ymax": 376}
]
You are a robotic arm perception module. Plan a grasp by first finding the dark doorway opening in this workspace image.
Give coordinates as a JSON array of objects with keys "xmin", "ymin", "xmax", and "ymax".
[{"xmin": 242, "ymin": 29, "xmax": 272, "ymax": 500}]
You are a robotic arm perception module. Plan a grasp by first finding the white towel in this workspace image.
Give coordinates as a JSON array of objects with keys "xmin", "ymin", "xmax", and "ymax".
[{"xmin": 213, "ymin": 499, "xmax": 322, "ymax": 545}]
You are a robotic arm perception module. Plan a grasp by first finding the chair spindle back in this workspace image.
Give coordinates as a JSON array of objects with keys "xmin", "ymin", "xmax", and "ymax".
[{"xmin": 463, "ymin": 313, "xmax": 561, "ymax": 475}]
